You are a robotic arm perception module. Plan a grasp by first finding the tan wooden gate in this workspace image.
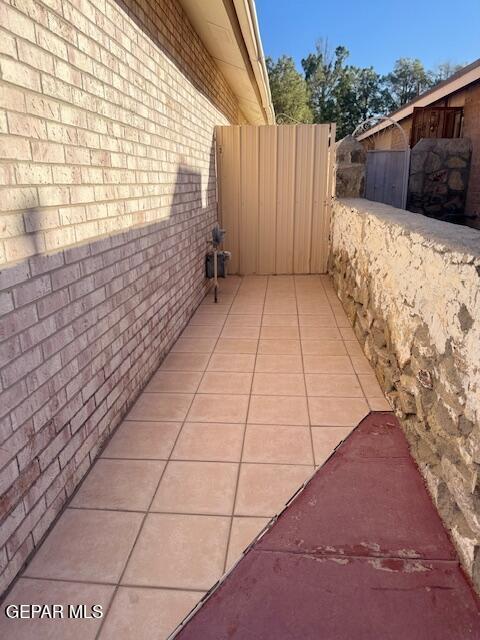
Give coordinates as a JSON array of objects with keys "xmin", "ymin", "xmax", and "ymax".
[{"xmin": 215, "ymin": 123, "xmax": 336, "ymax": 275}]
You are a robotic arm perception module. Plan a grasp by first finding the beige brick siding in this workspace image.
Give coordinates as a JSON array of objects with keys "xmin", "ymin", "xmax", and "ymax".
[{"xmin": 0, "ymin": 0, "xmax": 240, "ymax": 594}]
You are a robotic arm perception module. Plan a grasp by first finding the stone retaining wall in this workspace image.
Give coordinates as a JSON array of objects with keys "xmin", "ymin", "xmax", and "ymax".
[
  {"xmin": 407, "ymin": 138, "xmax": 472, "ymax": 224},
  {"xmin": 329, "ymin": 198, "xmax": 480, "ymax": 590}
]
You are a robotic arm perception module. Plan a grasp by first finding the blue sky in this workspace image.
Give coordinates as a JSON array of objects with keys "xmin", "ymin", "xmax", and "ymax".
[{"xmin": 255, "ymin": 0, "xmax": 480, "ymax": 75}]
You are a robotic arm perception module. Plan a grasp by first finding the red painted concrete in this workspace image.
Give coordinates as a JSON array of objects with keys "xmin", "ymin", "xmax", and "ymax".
[
  {"xmin": 177, "ymin": 551, "xmax": 479, "ymax": 640},
  {"xmin": 175, "ymin": 413, "xmax": 480, "ymax": 640}
]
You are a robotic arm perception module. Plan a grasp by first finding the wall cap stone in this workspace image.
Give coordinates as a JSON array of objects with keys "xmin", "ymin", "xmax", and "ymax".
[{"xmin": 337, "ymin": 198, "xmax": 480, "ymax": 259}]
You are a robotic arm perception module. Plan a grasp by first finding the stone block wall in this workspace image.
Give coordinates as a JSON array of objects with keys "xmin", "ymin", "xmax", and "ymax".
[
  {"xmin": 330, "ymin": 198, "xmax": 480, "ymax": 591},
  {"xmin": 335, "ymin": 135, "xmax": 365, "ymax": 198},
  {"xmin": 407, "ymin": 138, "xmax": 472, "ymax": 224},
  {"xmin": 0, "ymin": 0, "xmax": 239, "ymax": 594}
]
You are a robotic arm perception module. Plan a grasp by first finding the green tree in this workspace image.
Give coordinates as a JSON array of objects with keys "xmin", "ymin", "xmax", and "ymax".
[
  {"xmin": 301, "ymin": 41, "xmax": 349, "ymax": 124},
  {"xmin": 301, "ymin": 42, "xmax": 390, "ymax": 138},
  {"xmin": 335, "ymin": 66, "xmax": 389, "ymax": 138},
  {"xmin": 266, "ymin": 56, "xmax": 313, "ymax": 123},
  {"xmin": 383, "ymin": 58, "xmax": 432, "ymax": 108},
  {"xmin": 431, "ymin": 61, "xmax": 464, "ymax": 84}
]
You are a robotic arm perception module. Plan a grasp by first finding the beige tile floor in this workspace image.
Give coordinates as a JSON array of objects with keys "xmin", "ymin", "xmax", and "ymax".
[{"xmin": 1, "ymin": 275, "xmax": 390, "ymax": 640}]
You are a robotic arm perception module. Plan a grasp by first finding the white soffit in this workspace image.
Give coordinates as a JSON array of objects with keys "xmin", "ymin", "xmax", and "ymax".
[{"xmin": 178, "ymin": 0, "xmax": 271, "ymax": 123}]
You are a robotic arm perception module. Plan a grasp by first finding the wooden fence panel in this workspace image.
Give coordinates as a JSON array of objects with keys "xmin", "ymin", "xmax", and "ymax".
[{"xmin": 216, "ymin": 123, "xmax": 334, "ymax": 274}]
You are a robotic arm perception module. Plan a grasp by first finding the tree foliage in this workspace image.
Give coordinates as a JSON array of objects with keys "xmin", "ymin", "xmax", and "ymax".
[
  {"xmin": 266, "ymin": 56, "xmax": 313, "ymax": 123},
  {"xmin": 266, "ymin": 40, "xmax": 466, "ymax": 139},
  {"xmin": 383, "ymin": 58, "xmax": 432, "ymax": 109}
]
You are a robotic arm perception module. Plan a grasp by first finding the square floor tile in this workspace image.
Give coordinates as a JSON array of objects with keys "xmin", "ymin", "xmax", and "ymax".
[
  {"xmin": 260, "ymin": 326, "xmax": 300, "ymax": 339},
  {"xmin": 263, "ymin": 302, "xmax": 297, "ymax": 315},
  {"xmin": 339, "ymin": 327, "xmax": 357, "ymax": 340},
  {"xmin": 171, "ymin": 338, "xmax": 216, "ymax": 353},
  {"xmin": 251, "ymin": 373, "xmax": 305, "ymax": 396},
  {"xmin": 335, "ymin": 315, "xmax": 351, "ymax": 328},
  {"xmin": 223, "ymin": 315, "xmax": 262, "ymax": 327},
  {"xmin": 215, "ymin": 338, "xmax": 258, "ymax": 354},
  {"xmin": 303, "ymin": 355, "xmax": 354, "ymax": 374},
  {"xmin": 145, "ymin": 371, "xmax": 202, "ymax": 393},
  {"xmin": 230, "ymin": 304, "xmax": 264, "ymax": 315},
  {"xmin": 261, "ymin": 315, "xmax": 298, "ymax": 327},
  {"xmin": 160, "ymin": 353, "xmax": 210, "ymax": 371},
  {"xmin": 127, "ymin": 393, "xmax": 193, "ymax": 422},
  {"xmin": 345, "ymin": 341, "xmax": 365, "ymax": 357},
  {"xmin": 25, "ymin": 509, "xmax": 142, "ymax": 583},
  {"xmin": 101, "ymin": 421, "xmax": 180, "ymax": 460},
  {"xmin": 197, "ymin": 372, "xmax": 252, "ymax": 395},
  {"xmin": 368, "ymin": 397, "xmax": 392, "ymax": 411},
  {"xmin": 202, "ymin": 293, "xmax": 234, "ymax": 305},
  {"xmin": 300, "ymin": 326, "xmax": 342, "ymax": 340},
  {"xmin": 0, "ymin": 578, "xmax": 114, "ymax": 640},
  {"xmin": 199, "ymin": 304, "xmax": 231, "ymax": 315},
  {"xmin": 248, "ymin": 395, "xmax": 309, "ymax": 425},
  {"xmin": 301, "ymin": 339, "xmax": 347, "ymax": 356},
  {"xmin": 172, "ymin": 422, "xmax": 244, "ymax": 462},
  {"xmin": 225, "ymin": 517, "xmax": 270, "ymax": 570},
  {"xmin": 308, "ymin": 397, "xmax": 369, "ymax": 426},
  {"xmin": 297, "ymin": 304, "xmax": 332, "ymax": 314},
  {"xmin": 99, "ymin": 586, "xmax": 201, "ymax": 640},
  {"xmin": 358, "ymin": 373, "xmax": 384, "ymax": 398},
  {"xmin": 187, "ymin": 394, "xmax": 249, "ymax": 423},
  {"xmin": 243, "ymin": 425, "xmax": 313, "ymax": 464},
  {"xmin": 151, "ymin": 461, "xmax": 238, "ymax": 515},
  {"xmin": 257, "ymin": 339, "xmax": 301, "ymax": 355},
  {"xmin": 235, "ymin": 464, "xmax": 312, "ymax": 517},
  {"xmin": 305, "ymin": 374, "xmax": 363, "ymax": 397},
  {"xmin": 71, "ymin": 459, "xmax": 165, "ymax": 511},
  {"xmin": 221, "ymin": 325, "xmax": 260, "ymax": 339},
  {"xmin": 255, "ymin": 354, "xmax": 303, "ymax": 373},
  {"xmin": 207, "ymin": 353, "xmax": 255, "ymax": 372},
  {"xmin": 189, "ymin": 312, "xmax": 226, "ymax": 327},
  {"xmin": 350, "ymin": 355, "xmax": 374, "ymax": 373},
  {"xmin": 298, "ymin": 315, "xmax": 336, "ymax": 327},
  {"xmin": 311, "ymin": 426, "xmax": 354, "ymax": 465},
  {"xmin": 122, "ymin": 513, "xmax": 230, "ymax": 590},
  {"xmin": 181, "ymin": 324, "xmax": 222, "ymax": 338}
]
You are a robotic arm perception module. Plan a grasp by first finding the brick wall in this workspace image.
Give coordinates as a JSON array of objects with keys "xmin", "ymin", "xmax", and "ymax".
[
  {"xmin": 0, "ymin": 0, "xmax": 240, "ymax": 594},
  {"xmin": 464, "ymin": 83, "xmax": 480, "ymax": 217}
]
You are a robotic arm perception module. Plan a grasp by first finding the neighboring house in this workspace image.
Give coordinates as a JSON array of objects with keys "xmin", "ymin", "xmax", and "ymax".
[
  {"xmin": 358, "ymin": 59, "xmax": 480, "ymax": 218},
  {"xmin": 0, "ymin": 0, "xmax": 273, "ymax": 594}
]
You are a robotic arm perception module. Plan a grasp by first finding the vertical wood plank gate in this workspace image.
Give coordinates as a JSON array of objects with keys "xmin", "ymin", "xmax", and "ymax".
[{"xmin": 215, "ymin": 124, "xmax": 336, "ymax": 275}]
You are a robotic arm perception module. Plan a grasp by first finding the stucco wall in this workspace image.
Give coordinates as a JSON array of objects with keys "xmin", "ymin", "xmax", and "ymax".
[
  {"xmin": 0, "ymin": 0, "xmax": 240, "ymax": 594},
  {"xmin": 329, "ymin": 198, "xmax": 480, "ymax": 590}
]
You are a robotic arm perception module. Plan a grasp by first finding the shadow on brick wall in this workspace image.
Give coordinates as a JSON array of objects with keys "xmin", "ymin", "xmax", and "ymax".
[{"xmin": 0, "ymin": 147, "xmax": 219, "ymax": 596}]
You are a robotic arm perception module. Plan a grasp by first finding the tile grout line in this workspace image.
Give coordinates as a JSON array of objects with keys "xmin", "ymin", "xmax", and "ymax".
[
  {"xmin": 93, "ymin": 285, "xmax": 236, "ymax": 640},
  {"xmin": 296, "ymin": 276, "xmax": 319, "ymax": 469},
  {"xmin": 222, "ymin": 276, "xmax": 268, "ymax": 574}
]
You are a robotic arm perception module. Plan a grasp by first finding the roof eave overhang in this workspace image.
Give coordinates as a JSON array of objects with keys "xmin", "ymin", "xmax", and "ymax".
[{"xmin": 178, "ymin": 0, "xmax": 275, "ymax": 124}]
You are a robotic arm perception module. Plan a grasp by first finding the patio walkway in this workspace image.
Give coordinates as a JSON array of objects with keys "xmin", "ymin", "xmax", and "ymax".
[
  {"xmin": 175, "ymin": 413, "xmax": 480, "ymax": 639},
  {"xmin": 1, "ymin": 275, "xmax": 391, "ymax": 639}
]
